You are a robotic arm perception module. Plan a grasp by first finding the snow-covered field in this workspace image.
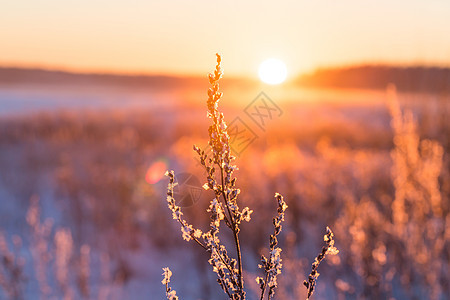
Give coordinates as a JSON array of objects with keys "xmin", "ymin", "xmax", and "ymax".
[{"xmin": 0, "ymin": 83, "xmax": 449, "ymax": 299}]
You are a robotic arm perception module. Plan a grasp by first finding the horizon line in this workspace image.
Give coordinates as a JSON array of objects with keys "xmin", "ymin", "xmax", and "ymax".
[{"xmin": 1, "ymin": 60, "xmax": 450, "ymax": 80}]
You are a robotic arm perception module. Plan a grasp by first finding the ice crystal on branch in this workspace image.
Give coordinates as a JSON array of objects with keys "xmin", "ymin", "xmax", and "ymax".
[
  {"xmin": 304, "ymin": 227, "xmax": 339, "ymax": 299},
  {"xmin": 165, "ymin": 170, "xmax": 204, "ymax": 244},
  {"xmin": 162, "ymin": 268, "xmax": 179, "ymax": 300},
  {"xmin": 257, "ymin": 193, "xmax": 288, "ymax": 300}
]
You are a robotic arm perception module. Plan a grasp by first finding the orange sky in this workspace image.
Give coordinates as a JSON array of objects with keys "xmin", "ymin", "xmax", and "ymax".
[{"xmin": 1, "ymin": 0, "xmax": 450, "ymax": 78}]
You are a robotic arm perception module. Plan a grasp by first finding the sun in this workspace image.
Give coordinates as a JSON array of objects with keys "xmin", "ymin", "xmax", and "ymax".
[{"xmin": 258, "ymin": 58, "xmax": 287, "ymax": 85}]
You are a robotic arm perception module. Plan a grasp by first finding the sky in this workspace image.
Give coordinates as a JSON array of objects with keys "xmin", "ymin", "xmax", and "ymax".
[{"xmin": 1, "ymin": 0, "xmax": 450, "ymax": 78}]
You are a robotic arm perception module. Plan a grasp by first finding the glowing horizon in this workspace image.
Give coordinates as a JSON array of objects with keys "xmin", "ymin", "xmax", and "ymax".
[{"xmin": 1, "ymin": 0, "xmax": 450, "ymax": 78}]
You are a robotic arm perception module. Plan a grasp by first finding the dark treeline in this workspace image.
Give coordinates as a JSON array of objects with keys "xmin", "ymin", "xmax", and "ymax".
[
  {"xmin": 297, "ymin": 65, "xmax": 450, "ymax": 93},
  {"xmin": 0, "ymin": 67, "xmax": 253, "ymax": 90},
  {"xmin": 2, "ymin": 66, "xmax": 450, "ymax": 93},
  {"xmin": 0, "ymin": 67, "xmax": 204, "ymax": 90}
]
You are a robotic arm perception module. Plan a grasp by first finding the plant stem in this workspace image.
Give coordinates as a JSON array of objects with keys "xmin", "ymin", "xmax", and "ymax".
[
  {"xmin": 219, "ymin": 162, "xmax": 243, "ymax": 292},
  {"xmin": 233, "ymin": 229, "xmax": 243, "ymax": 291},
  {"xmin": 259, "ymin": 272, "xmax": 270, "ymax": 300}
]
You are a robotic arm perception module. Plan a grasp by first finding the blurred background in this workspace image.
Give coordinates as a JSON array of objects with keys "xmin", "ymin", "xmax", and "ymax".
[{"xmin": 0, "ymin": 1, "xmax": 449, "ymax": 299}]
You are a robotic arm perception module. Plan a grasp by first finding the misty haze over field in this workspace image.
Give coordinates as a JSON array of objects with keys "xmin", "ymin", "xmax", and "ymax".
[{"xmin": 0, "ymin": 65, "xmax": 449, "ymax": 299}]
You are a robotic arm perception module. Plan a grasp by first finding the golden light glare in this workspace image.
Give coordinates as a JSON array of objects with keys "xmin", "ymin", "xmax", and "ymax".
[
  {"xmin": 258, "ymin": 58, "xmax": 287, "ymax": 85},
  {"xmin": 145, "ymin": 159, "xmax": 168, "ymax": 184}
]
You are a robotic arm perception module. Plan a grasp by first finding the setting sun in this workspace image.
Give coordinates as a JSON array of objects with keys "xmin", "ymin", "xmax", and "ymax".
[{"xmin": 258, "ymin": 58, "xmax": 287, "ymax": 85}]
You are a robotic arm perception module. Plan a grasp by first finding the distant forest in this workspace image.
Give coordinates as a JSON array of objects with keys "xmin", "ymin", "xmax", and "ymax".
[
  {"xmin": 297, "ymin": 65, "xmax": 450, "ymax": 93},
  {"xmin": 0, "ymin": 67, "xmax": 250, "ymax": 90},
  {"xmin": 1, "ymin": 66, "xmax": 450, "ymax": 93},
  {"xmin": 0, "ymin": 67, "xmax": 206, "ymax": 90}
]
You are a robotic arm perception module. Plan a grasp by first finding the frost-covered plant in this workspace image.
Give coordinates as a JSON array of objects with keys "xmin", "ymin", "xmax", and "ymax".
[
  {"xmin": 0, "ymin": 232, "xmax": 25, "ymax": 300},
  {"xmin": 387, "ymin": 85, "xmax": 448, "ymax": 299},
  {"xmin": 162, "ymin": 54, "xmax": 338, "ymax": 300},
  {"xmin": 54, "ymin": 228, "xmax": 74, "ymax": 300},
  {"xmin": 27, "ymin": 195, "xmax": 54, "ymax": 297},
  {"xmin": 23, "ymin": 197, "xmax": 96, "ymax": 300},
  {"xmin": 77, "ymin": 245, "xmax": 91, "ymax": 299},
  {"xmin": 256, "ymin": 193, "xmax": 288, "ymax": 300},
  {"xmin": 162, "ymin": 268, "xmax": 178, "ymax": 300},
  {"xmin": 162, "ymin": 54, "xmax": 288, "ymax": 299},
  {"xmin": 303, "ymin": 227, "xmax": 339, "ymax": 299}
]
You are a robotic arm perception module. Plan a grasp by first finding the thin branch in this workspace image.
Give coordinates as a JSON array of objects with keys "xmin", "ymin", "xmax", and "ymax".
[{"xmin": 219, "ymin": 163, "xmax": 243, "ymax": 291}]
